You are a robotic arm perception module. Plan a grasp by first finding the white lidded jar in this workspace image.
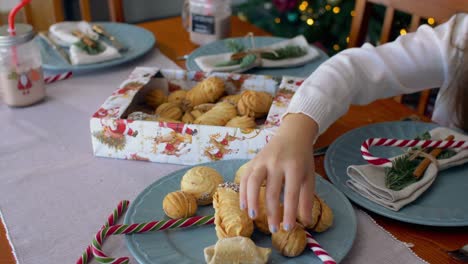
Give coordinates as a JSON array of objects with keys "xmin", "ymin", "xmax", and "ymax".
[
  {"xmin": 0, "ymin": 24, "xmax": 45, "ymax": 107},
  {"xmin": 188, "ymin": 0, "xmax": 231, "ymax": 45}
]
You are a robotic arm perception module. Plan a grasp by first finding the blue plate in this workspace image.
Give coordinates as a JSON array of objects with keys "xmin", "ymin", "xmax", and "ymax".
[
  {"xmin": 125, "ymin": 159, "xmax": 356, "ymax": 263},
  {"xmin": 325, "ymin": 121, "xmax": 468, "ymax": 226},
  {"xmin": 186, "ymin": 37, "xmax": 329, "ymax": 78},
  {"xmin": 38, "ymin": 22, "xmax": 155, "ymax": 73}
]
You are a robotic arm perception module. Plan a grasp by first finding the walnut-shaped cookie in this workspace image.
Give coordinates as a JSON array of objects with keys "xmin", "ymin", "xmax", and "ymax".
[
  {"xmin": 234, "ymin": 162, "xmax": 267, "ymax": 187},
  {"xmin": 233, "ymin": 162, "xmax": 250, "ymax": 185},
  {"xmin": 272, "ymin": 223, "xmax": 307, "ymax": 257},
  {"xmin": 213, "ymin": 182, "xmax": 254, "ymax": 239},
  {"xmin": 162, "ymin": 191, "xmax": 198, "ymax": 219},
  {"xmin": 185, "ymin": 76, "xmax": 225, "ymax": 107},
  {"xmin": 254, "ymin": 187, "xmax": 283, "ymax": 234},
  {"xmin": 237, "ymin": 90, "xmax": 273, "ymax": 118},
  {"xmin": 297, "ymin": 195, "xmax": 334, "ymax": 232},
  {"xmin": 156, "ymin": 117, "xmax": 182, "ymax": 123},
  {"xmin": 194, "ymin": 102, "xmax": 238, "ymax": 126},
  {"xmin": 180, "ymin": 166, "xmax": 224, "ymax": 205},
  {"xmin": 182, "ymin": 111, "xmax": 195, "ymax": 124},
  {"xmin": 219, "ymin": 94, "xmax": 242, "ymax": 106},
  {"xmin": 155, "ymin": 102, "xmax": 183, "ymax": 120},
  {"xmin": 145, "ymin": 89, "xmax": 167, "ymax": 108},
  {"xmin": 225, "ymin": 116, "xmax": 257, "ymax": 129},
  {"xmin": 167, "ymin": 90, "xmax": 187, "ymax": 105},
  {"xmin": 204, "ymin": 236, "xmax": 271, "ymax": 264}
]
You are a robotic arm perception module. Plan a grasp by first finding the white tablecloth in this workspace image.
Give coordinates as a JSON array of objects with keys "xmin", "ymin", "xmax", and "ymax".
[{"xmin": 0, "ymin": 49, "xmax": 426, "ymax": 264}]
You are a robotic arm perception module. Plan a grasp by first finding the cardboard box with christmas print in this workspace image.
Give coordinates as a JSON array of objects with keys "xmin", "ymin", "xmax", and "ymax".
[{"xmin": 90, "ymin": 67, "xmax": 304, "ymax": 165}]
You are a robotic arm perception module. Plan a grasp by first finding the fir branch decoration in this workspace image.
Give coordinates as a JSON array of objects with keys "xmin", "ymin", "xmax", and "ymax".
[
  {"xmin": 260, "ymin": 45, "xmax": 307, "ymax": 60},
  {"xmin": 214, "ymin": 40, "xmax": 307, "ymax": 69},
  {"xmin": 385, "ymin": 155, "xmax": 420, "ymax": 191},
  {"xmin": 74, "ymin": 39, "xmax": 105, "ymax": 55},
  {"xmin": 240, "ymin": 54, "xmax": 257, "ymax": 68},
  {"xmin": 226, "ymin": 39, "xmax": 245, "ymax": 53},
  {"xmin": 385, "ymin": 131, "xmax": 458, "ymax": 190}
]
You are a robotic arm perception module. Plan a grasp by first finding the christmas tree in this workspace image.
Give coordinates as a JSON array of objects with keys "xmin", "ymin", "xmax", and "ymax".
[{"xmin": 235, "ymin": 0, "xmax": 435, "ymax": 55}]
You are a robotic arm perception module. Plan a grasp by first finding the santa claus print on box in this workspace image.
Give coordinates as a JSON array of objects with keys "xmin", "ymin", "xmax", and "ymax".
[
  {"xmin": 152, "ymin": 122, "xmax": 197, "ymax": 157},
  {"xmin": 90, "ymin": 67, "xmax": 302, "ymax": 165},
  {"xmin": 93, "ymin": 119, "xmax": 139, "ymax": 150}
]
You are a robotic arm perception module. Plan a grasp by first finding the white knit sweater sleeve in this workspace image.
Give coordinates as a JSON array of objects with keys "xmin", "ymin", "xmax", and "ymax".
[{"xmin": 286, "ymin": 14, "xmax": 465, "ymax": 134}]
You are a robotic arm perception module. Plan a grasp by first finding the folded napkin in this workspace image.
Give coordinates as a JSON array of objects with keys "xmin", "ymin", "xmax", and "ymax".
[
  {"xmin": 194, "ymin": 35, "xmax": 320, "ymax": 73},
  {"xmin": 346, "ymin": 127, "xmax": 468, "ymax": 211},
  {"xmin": 49, "ymin": 21, "xmax": 121, "ymax": 65}
]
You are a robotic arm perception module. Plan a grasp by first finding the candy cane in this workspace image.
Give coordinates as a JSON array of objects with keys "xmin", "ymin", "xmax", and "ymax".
[
  {"xmin": 306, "ymin": 231, "xmax": 336, "ymax": 264},
  {"xmin": 76, "ymin": 200, "xmax": 129, "ymax": 264},
  {"xmin": 90, "ymin": 215, "xmax": 215, "ymax": 264},
  {"xmin": 44, "ymin": 71, "xmax": 73, "ymax": 84},
  {"xmin": 81, "ymin": 206, "xmax": 335, "ymax": 264},
  {"xmin": 361, "ymin": 138, "xmax": 468, "ymax": 166}
]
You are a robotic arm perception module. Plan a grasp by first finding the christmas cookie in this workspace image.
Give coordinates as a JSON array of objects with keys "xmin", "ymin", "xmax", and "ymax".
[
  {"xmin": 185, "ymin": 76, "xmax": 225, "ymax": 107},
  {"xmin": 155, "ymin": 102, "xmax": 183, "ymax": 120},
  {"xmin": 194, "ymin": 102, "xmax": 238, "ymax": 126},
  {"xmin": 162, "ymin": 191, "xmax": 198, "ymax": 219},
  {"xmin": 204, "ymin": 236, "xmax": 271, "ymax": 264},
  {"xmin": 145, "ymin": 89, "xmax": 167, "ymax": 108},
  {"xmin": 237, "ymin": 90, "xmax": 273, "ymax": 118},
  {"xmin": 225, "ymin": 116, "xmax": 256, "ymax": 129},
  {"xmin": 213, "ymin": 182, "xmax": 254, "ymax": 239},
  {"xmin": 272, "ymin": 223, "xmax": 307, "ymax": 257},
  {"xmin": 180, "ymin": 166, "xmax": 224, "ymax": 205}
]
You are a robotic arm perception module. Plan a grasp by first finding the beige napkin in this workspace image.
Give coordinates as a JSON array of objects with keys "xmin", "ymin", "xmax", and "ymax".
[
  {"xmin": 194, "ymin": 35, "xmax": 320, "ymax": 73},
  {"xmin": 346, "ymin": 127, "xmax": 468, "ymax": 211},
  {"xmin": 49, "ymin": 21, "xmax": 121, "ymax": 65}
]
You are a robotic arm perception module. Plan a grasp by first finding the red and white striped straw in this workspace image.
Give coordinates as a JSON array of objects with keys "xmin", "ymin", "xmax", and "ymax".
[
  {"xmin": 44, "ymin": 71, "xmax": 73, "ymax": 84},
  {"xmin": 306, "ymin": 231, "xmax": 336, "ymax": 264},
  {"xmin": 361, "ymin": 138, "xmax": 468, "ymax": 166}
]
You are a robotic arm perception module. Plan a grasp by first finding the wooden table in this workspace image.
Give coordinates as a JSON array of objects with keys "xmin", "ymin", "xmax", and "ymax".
[{"xmin": 1, "ymin": 16, "xmax": 467, "ymax": 264}]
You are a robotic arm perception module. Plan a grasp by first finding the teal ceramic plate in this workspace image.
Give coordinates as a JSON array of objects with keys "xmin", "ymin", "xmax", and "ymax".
[
  {"xmin": 37, "ymin": 22, "xmax": 155, "ymax": 73},
  {"xmin": 186, "ymin": 37, "xmax": 329, "ymax": 78},
  {"xmin": 325, "ymin": 121, "xmax": 468, "ymax": 226},
  {"xmin": 125, "ymin": 159, "xmax": 356, "ymax": 263}
]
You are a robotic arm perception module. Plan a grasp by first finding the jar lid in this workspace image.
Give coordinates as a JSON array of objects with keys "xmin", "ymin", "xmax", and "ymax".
[{"xmin": 0, "ymin": 24, "xmax": 36, "ymax": 47}]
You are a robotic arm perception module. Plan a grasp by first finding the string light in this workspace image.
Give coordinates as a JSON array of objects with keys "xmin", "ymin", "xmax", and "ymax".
[
  {"xmin": 275, "ymin": 17, "xmax": 281, "ymax": 23},
  {"xmin": 346, "ymin": 36, "xmax": 349, "ymax": 43},
  {"xmin": 325, "ymin": 4, "xmax": 331, "ymax": 11},
  {"xmin": 350, "ymin": 10, "xmax": 356, "ymax": 17},
  {"xmin": 400, "ymin": 29, "xmax": 407, "ymax": 35},
  {"xmin": 428, "ymin": 17, "xmax": 435, "ymax": 25},
  {"xmin": 306, "ymin": 18, "xmax": 314, "ymax": 26},
  {"xmin": 238, "ymin": 12, "xmax": 247, "ymax": 21},
  {"xmin": 299, "ymin": 1, "xmax": 308, "ymax": 11},
  {"xmin": 332, "ymin": 6, "xmax": 340, "ymax": 14},
  {"xmin": 333, "ymin": 44, "xmax": 340, "ymax": 51}
]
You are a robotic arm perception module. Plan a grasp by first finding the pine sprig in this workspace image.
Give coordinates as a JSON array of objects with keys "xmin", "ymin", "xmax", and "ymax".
[
  {"xmin": 75, "ymin": 40, "xmax": 105, "ymax": 55},
  {"xmin": 385, "ymin": 155, "xmax": 419, "ymax": 190},
  {"xmin": 385, "ymin": 131, "xmax": 458, "ymax": 190},
  {"xmin": 215, "ymin": 40, "xmax": 307, "ymax": 69},
  {"xmin": 260, "ymin": 45, "xmax": 307, "ymax": 60},
  {"xmin": 240, "ymin": 54, "xmax": 257, "ymax": 68},
  {"xmin": 225, "ymin": 39, "xmax": 245, "ymax": 53}
]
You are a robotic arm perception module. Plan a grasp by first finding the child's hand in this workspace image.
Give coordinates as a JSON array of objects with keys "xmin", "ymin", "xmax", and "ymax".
[{"xmin": 239, "ymin": 113, "xmax": 319, "ymax": 233}]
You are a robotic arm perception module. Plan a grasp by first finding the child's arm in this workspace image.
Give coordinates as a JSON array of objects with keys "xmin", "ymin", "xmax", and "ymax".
[{"xmin": 288, "ymin": 13, "xmax": 466, "ymax": 134}]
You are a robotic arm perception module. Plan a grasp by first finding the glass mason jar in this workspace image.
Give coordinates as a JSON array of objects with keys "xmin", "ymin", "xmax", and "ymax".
[
  {"xmin": 0, "ymin": 24, "xmax": 45, "ymax": 107},
  {"xmin": 185, "ymin": 0, "xmax": 231, "ymax": 45}
]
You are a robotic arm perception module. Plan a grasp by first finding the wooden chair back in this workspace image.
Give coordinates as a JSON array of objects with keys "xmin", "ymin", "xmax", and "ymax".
[
  {"xmin": 22, "ymin": 0, "xmax": 124, "ymax": 30},
  {"xmin": 348, "ymin": 0, "xmax": 468, "ymax": 116}
]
